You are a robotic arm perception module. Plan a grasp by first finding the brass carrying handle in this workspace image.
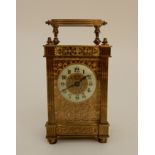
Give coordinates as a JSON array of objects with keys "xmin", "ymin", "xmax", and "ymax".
[{"xmin": 45, "ymin": 19, "xmax": 107, "ymax": 45}]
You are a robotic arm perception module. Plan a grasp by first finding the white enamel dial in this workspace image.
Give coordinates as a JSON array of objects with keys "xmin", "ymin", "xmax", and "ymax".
[{"xmin": 58, "ymin": 64, "xmax": 96, "ymax": 103}]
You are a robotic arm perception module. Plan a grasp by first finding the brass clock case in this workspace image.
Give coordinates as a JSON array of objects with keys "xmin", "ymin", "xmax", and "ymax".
[{"xmin": 43, "ymin": 19, "xmax": 111, "ymax": 144}]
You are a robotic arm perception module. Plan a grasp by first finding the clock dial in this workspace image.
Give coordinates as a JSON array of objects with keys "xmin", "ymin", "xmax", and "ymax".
[{"xmin": 58, "ymin": 64, "xmax": 96, "ymax": 103}]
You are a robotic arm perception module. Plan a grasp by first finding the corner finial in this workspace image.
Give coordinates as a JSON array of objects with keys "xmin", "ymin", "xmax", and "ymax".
[
  {"xmin": 46, "ymin": 37, "xmax": 53, "ymax": 45},
  {"xmin": 102, "ymin": 38, "xmax": 109, "ymax": 45}
]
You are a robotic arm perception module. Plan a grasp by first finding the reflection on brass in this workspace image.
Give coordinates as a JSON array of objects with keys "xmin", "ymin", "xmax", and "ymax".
[{"xmin": 43, "ymin": 19, "xmax": 111, "ymax": 144}]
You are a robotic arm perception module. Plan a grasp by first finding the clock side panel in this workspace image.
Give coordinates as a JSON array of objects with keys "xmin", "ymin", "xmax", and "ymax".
[{"xmin": 53, "ymin": 58, "xmax": 101, "ymax": 125}]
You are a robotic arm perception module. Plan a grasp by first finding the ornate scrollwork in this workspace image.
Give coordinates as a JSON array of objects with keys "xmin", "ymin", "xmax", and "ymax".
[
  {"xmin": 53, "ymin": 60, "xmax": 100, "ymax": 78},
  {"xmin": 55, "ymin": 46, "xmax": 99, "ymax": 56}
]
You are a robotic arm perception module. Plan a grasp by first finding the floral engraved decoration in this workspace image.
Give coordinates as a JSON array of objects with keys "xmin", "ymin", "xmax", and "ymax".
[
  {"xmin": 55, "ymin": 46, "xmax": 99, "ymax": 56},
  {"xmin": 53, "ymin": 60, "xmax": 100, "ymax": 79}
]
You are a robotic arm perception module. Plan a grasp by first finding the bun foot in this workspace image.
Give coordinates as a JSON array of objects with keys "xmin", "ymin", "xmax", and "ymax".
[
  {"xmin": 98, "ymin": 138, "xmax": 107, "ymax": 143},
  {"xmin": 48, "ymin": 138, "xmax": 57, "ymax": 144}
]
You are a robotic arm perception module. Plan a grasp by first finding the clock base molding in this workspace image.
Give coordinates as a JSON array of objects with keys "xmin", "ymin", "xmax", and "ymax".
[{"xmin": 45, "ymin": 122, "xmax": 109, "ymax": 144}]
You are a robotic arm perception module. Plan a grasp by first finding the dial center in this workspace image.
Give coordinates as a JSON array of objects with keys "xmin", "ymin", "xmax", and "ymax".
[
  {"xmin": 74, "ymin": 81, "xmax": 80, "ymax": 87},
  {"xmin": 66, "ymin": 73, "xmax": 88, "ymax": 94}
]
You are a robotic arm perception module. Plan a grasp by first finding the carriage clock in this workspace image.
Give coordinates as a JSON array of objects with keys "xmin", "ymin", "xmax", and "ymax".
[{"xmin": 43, "ymin": 19, "xmax": 111, "ymax": 144}]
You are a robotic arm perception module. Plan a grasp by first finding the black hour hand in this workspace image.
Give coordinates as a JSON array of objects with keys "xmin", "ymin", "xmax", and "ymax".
[{"xmin": 79, "ymin": 75, "xmax": 87, "ymax": 82}]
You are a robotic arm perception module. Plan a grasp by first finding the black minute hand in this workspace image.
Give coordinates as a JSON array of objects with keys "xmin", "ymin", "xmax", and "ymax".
[
  {"xmin": 61, "ymin": 84, "xmax": 74, "ymax": 92},
  {"xmin": 61, "ymin": 75, "xmax": 87, "ymax": 92}
]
